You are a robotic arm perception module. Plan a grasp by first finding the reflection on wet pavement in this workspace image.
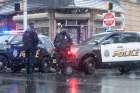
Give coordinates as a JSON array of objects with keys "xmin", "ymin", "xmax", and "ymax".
[{"xmin": 0, "ymin": 70, "xmax": 140, "ymax": 93}]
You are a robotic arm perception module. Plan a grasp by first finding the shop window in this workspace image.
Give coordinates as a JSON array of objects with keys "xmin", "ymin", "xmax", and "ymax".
[
  {"xmin": 95, "ymin": 21, "xmax": 102, "ymax": 27},
  {"xmin": 77, "ymin": 20, "xmax": 88, "ymax": 25},
  {"xmin": 57, "ymin": 20, "xmax": 65, "ymax": 24},
  {"xmin": 95, "ymin": 27, "xmax": 107, "ymax": 34},
  {"xmin": 67, "ymin": 20, "xmax": 77, "ymax": 25}
]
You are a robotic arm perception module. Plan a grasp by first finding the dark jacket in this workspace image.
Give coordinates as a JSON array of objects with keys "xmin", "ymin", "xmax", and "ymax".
[
  {"xmin": 22, "ymin": 30, "xmax": 39, "ymax": 50},
  {"xmin": 54, "ymin": 31, "xmax": 72, "ymax": 49}
]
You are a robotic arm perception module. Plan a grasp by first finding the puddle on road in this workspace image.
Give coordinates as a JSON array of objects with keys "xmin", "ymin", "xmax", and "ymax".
[
  {"xmin": 0, "ymin": 70, "xmax": 140, "ymax": 93},
  {"xmin": 0, "ymin": 74, "xmax": 102, "ymax": 93}
]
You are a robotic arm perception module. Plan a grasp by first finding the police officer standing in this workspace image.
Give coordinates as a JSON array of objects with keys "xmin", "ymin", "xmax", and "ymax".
[
  {"xmin": 22, "ymin": 22, "xmax": 39, "ymax": 74},
  {"xmin": 54, "ymin": 23, "xmax": 73, "ymax": 68},
  {"xmin": 54, "ymin": 23, "xmax": 72, "ymax": 50}
]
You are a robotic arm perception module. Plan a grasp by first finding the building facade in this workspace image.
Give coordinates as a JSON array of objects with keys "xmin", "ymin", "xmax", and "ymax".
[
  {"xmin": 0, "ymin": 0, "xmax": 124, "ymax": 44},
  {"xmin": 120, "ymin": 0, "xmax": 140, "ymax": 32}
]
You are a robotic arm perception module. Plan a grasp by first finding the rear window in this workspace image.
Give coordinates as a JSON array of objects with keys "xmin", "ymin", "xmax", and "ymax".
[
  {"xmin": 39, "ymin": 36, "xmax": 53, "ymax": 48},
  {"xmin": 10, "ymin": 35, "xmax": 23, "ymax": 44},
  {"xmin": 120, "ymin": 33, "xmax": 140, "ymax": 43}
]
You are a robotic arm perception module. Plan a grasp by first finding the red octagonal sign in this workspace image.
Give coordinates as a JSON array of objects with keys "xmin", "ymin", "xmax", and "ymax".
[{"xmin": 103, "ymin": 13, "xmax": 115, "ymax": 27}]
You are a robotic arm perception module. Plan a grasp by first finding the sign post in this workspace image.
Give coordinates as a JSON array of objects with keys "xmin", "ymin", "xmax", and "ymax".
[{"xmin": 23, "ymin": 0, "xmax": 27, "ymax": 31}]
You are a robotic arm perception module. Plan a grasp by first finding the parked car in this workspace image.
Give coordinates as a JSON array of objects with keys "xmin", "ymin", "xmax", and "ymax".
[
  {"xmin": 0, "ymin": 33, "xmax": 54, "ymax": 72},
  {"xmin": 66, "ymin": 32, "xmax": 140, "ymax": 74}
]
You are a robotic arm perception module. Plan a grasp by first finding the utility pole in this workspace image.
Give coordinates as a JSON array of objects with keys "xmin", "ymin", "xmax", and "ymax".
[
  {"xmin": 23, "ymin": 0, "xmax": 27, "ymax": 31},
  {"xmin": 107, "ymin": 1, "xmax": 113, "ymax": 32}
]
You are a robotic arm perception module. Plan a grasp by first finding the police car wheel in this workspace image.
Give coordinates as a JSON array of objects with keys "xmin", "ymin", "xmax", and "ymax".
[
  {"xmin": 83, "ymin": 56, "xmax": 95, "ymax": 75},
  {"xmin": 39, "ymin": 57, "xmax": 50, "ymax": 73},
  {"xmin": 0, "ymin": 55, "xmax": 8, "ymax": 72},
  {"xmin": 118, "ymin": 66, "xmax": 131, "ymax": 74},
  {"xmin": 11, "ymin": 66, "xmax": 21, "ymax": 73}
]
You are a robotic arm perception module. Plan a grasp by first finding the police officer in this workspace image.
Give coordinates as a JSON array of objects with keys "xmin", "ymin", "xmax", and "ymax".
[
  {"xmin": 54, "ymin": 23, "xmax": 73, "ymax": 68},
  {"xmin": 22, "ymin": 23, "xmax": 39, "ymax": 74},
  {"xmin": 54, "ymin": 23, "xmax": 72, "ymax": 49}
]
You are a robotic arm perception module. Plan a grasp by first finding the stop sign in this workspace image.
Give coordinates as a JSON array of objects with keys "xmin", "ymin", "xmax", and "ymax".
[{"xmin": 103, "ymin": 13, "xmax": 115, "ymax": 27}]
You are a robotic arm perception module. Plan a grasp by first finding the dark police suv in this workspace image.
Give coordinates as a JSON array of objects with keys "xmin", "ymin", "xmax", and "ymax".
[{"xmin": 0, "ymin": 33, "xmax": 54, "ymax": 72}]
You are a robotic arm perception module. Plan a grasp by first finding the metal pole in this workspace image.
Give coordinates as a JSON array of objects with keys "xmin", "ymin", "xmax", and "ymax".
[{"xmin": 23, "ymin": 0, "xmax": 27, "ymax": 31}]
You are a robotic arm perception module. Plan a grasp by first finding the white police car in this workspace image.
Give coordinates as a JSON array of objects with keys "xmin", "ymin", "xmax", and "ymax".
[{"xmin": 73, "ymin": 31, "xmax": 140, "ymax": 74}]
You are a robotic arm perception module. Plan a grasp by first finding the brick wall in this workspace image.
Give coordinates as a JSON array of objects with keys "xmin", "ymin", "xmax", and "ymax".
[{"xmin": 120, "ymin": 0, "xmax": 140, "ymax": 32}]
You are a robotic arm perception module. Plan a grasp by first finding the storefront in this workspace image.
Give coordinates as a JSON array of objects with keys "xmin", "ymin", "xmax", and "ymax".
[
  {"xmin": 56, "ymin": 19, "xmax": 88, "ymax": 44},
  {"xmin": 0, "ymin": 0, "xmax": 124, "ymax": 44},
  {"xmin": 13, "ymin": 13, "xmax": 49, "ymax": 35}
]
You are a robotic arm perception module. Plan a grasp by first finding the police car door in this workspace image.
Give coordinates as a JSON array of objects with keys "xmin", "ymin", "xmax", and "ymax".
[{"xmin": 101, "ymin": 33, "xmax": 140, "ymax": 62}]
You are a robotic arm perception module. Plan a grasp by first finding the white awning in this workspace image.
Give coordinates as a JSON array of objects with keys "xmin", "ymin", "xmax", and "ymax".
[{"xmin": 13, "ymin": 13, "xmax": 49, "ymax": 21}]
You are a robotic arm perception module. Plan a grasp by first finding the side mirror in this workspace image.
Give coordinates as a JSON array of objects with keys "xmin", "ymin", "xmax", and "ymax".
[
  {"xmin": 102, "ymin": 40, "xmax": 111, "ymax": 45},
  {"xmin": 5, "ymin": 40, "xmax": 9, "ymax": 45}
]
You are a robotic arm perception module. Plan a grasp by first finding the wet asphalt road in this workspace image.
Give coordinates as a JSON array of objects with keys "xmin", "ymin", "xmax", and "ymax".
[{"xmin": 0, "ymin": 69, "xmax": 140, "ymax": 93}]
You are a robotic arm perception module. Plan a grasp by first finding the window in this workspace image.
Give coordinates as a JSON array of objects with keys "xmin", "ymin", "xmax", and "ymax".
[
  {"xmin": 120, "ymin": 33, "xmax": 140, "ymax": 43},
  {"xmin": 103, "ymin": 34, "xmax": 121, "ymax": 44},
  {"xmin": 40, "ymin": 37, "xmax": 53, "ymax": 48},
  {"xmin": 0, "ymin": 35, "xmax": 11, "ymax": 43},
  {"xmin": 84, "ymin": 33, "xmax": 109, "ymax": 44},
  {"xmin": 11, "ymin": 35, "xmax": 22, "ymax": 44}
]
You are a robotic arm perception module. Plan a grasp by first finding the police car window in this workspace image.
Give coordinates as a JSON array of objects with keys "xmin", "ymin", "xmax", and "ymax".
[
  {"xmin": 0, "ymin": 35, "xmax": 11, "ymax": 43},
  {"xmin": 10, "ymin": 35, "xmax": 22, "ymax": 44},
  {"xmin": 120, "ymin": 33, "xmax": 139, "ymax": 43},
  {"xmin": 86, "ymin": 33, "xmax": 109, "ymax": 44},
  {"xmin": 104, "ymin": 34, "xmax": 121, "ymax": 44},
  {"xmin": 37, "ymin": 38, "xmax": 42, "ymax": 44},
  {"xmin": 40, "ymin": 37, "xmax": 52, "ymax": 48}
]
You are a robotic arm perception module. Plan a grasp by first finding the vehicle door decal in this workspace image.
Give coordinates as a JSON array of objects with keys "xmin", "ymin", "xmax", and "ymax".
[{"xmin": 101, "ymin": 43, "xmax": 140, "ymax": 62}]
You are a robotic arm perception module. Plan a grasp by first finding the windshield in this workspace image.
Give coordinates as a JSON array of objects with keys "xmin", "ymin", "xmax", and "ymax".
[
  {"xmin": 39, "ymin": 36, "xmax": 53, "ymax": 48},
  {"xmin": 10, "ymin": 35, "xmax": 23, "ymax": 44},
  {"xmin": 83, "ymin": 33, "xmax": 109, "ymax": 44},
  {"xmin": 0, "ymin": 35, "xmax": 12, "ymax": 43}
]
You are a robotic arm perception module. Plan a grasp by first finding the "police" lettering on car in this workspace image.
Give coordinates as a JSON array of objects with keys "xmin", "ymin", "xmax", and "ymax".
[
  {"xmin": 112, "ymin": 49, "xmax": 140, "ymax": 57},
  {"xmin": 19, "ymin": 49, "xmax": 40, "ymax": 58}
]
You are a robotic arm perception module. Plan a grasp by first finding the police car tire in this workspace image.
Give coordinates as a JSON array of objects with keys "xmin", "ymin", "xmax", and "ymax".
[
  {"xmin": 0, "ymin": 55, "xmax": 7, "ymax": 72},
  {"xmin": 83, "ymin": 56, "xmax": 95, "ymax": 75},
  {"xmin": 11, "ymin": 66, "xmax": 21, "ymax": 73},
  {"xmin": 118, "ymin": 66, "xmax": 131, "ymax": 74}
]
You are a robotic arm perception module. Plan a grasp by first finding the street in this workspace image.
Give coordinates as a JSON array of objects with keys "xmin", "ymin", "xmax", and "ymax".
[
  {"xmin": 0, "ymin": 69, "xmax": 139, "ymax": 93},
  {"xmin": 0, "ymin": 0, "xmax": 140, "ymax": 93}
]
